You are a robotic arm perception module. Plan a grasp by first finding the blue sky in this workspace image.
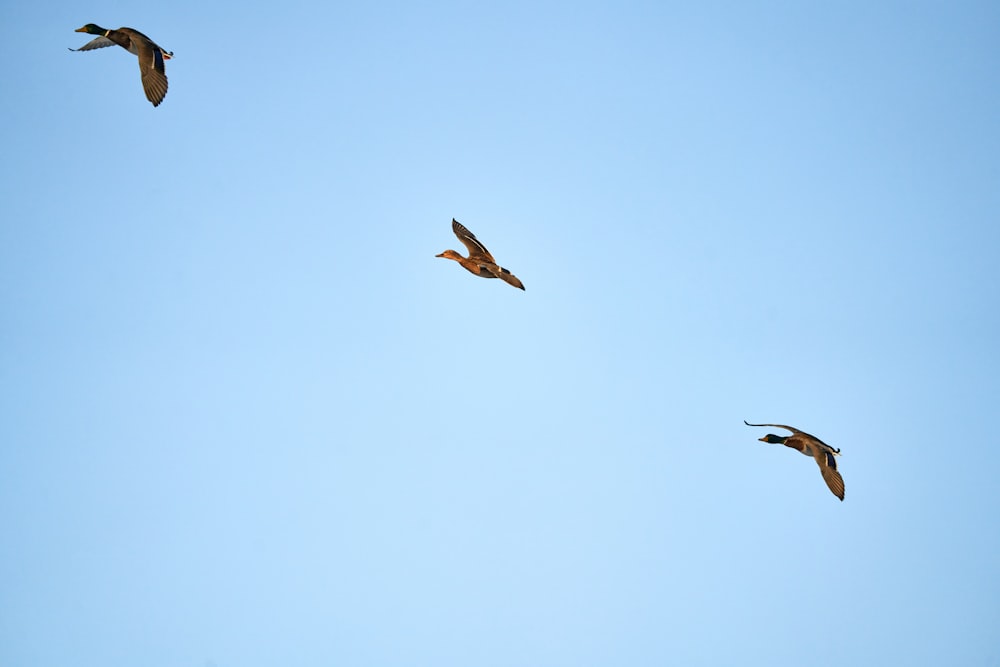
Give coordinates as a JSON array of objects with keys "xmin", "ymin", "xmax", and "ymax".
[{"xmin": 2, "ymin": 1, "xmax": 999, "ymax": 665}]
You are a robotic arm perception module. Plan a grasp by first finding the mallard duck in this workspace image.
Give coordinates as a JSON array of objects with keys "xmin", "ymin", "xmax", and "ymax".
[
  {"xmin": 744, "ymin": 421, "xmax": 845, "ymax": 500},
  {"xmin": 70, "ymin": 24, "xmax": 172, "ymax": 107},
  {"xmin": 437, "ymin": 219, "xmax": 525, "ymax": 290}
]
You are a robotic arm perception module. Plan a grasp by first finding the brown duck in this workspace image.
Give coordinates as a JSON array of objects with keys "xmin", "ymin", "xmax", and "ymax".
[
  {"xmin": 71, "ymin": 24, "xmax": 172, "ymax": 107},
  {"xmin": 744, "ymin": 421, "xmax": 845, "ymax": 500},
  {"xmin": 437, "ymin": 219, "xmax": 525, "ymax": 290}
]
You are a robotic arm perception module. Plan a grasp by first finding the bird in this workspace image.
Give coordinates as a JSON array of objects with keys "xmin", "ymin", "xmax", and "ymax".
[
  {"xmin": 70, "ymin": 24, "xmax": 172, "ymax": 107},
  {"xmin": 744, "ymin": 421, "xmax": 845, "ymax": 501},
  {"xmin": 436, "ymin": 219, "xmax": 525, "ymax": 290}
]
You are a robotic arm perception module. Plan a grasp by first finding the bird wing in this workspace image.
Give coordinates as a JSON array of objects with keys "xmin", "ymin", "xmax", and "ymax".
[
  {"xmin": 452, "ymin": 219, "xmax": 496, "ymax": 263},
  {"xmin": 496, "ymin": 266, "xmax": 525, "ymax": 290},
  {"xmin": 744, "ymin": 421, "xmax": 803, "ymax": 435},
  {"xmin": 69, "ymin": 36, "xmax": 117, "ymax": 52},
  {"xmin": 816, "ymin": 451, "xmax": 845, "ymax": 500},
  {"xmin": 132, "ymin": 34, "xmax": 169, "ymax": 106}
]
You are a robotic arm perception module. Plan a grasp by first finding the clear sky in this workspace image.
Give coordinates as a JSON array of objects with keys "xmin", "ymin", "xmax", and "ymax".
[{"xmin": 2, "ymin": 1, "xmax": 998, "ymax": 665}]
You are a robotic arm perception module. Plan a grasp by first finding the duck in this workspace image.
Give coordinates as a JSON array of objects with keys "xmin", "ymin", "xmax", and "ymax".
[
  {"xmin": 744, "ymin": 421, "xmax": 845, "ymax": 500},
  {"xmin": 70, "ymin": 24, "xmax": 172, "ymax": 107},
  {"xmin": 437, "ymin": 219, "xmax": 525, "ymax": 290}
]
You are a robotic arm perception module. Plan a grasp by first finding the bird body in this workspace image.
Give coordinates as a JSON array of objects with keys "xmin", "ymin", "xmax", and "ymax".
[
  {"xmin": 71, "ymin": 24, "xmax": 172, "ymax": 107},
  {"xmin": 437, "ymin": 219, "xmax": 525, "ymax": 290},
  {"xmin": 744, "ymin": 421, "xmax": 845, "ymax": 500}
]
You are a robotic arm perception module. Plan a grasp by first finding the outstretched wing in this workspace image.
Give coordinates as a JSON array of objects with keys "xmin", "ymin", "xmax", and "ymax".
[
  {"xmin": 69, "ymin": 36, "xmax": 117, "ymax": 52},
  {"xmin": 496, "ymin": 266, "xmax": 525, "ymax": 290},
  {"xmin": 452, "ymin": 219, "xmax": 496, "ymax": 263},
  {"xmin": 135, "ymin": 40, "xmax": 168, "ymax": 106},
  {"xmin": 817, "ymin": 451, "xmax": 845, "ymax": 500},
  {"xmin": 744, "ymin": 421, "xmax": 803, "ymax": 435}
]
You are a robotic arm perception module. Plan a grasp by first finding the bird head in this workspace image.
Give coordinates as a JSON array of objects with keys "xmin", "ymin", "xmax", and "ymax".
[{"xmin": 75, "ymin": 24, "xmax": 106, "ymax": 35}]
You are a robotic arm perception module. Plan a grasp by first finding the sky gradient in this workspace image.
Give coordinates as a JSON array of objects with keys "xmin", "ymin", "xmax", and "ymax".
[{"xmin": 2, "ymin": 2, "xmax": 999, "ymax": 665}]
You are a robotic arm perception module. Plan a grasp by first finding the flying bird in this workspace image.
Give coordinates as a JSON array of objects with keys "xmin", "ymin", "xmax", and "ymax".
[
  {"xmin": 437, "ymin": 219, "xmax": 525, "ymax": 290},
  {"xmin": 744, "ymin": 421, "xmax": 845, "ymax": 501},
  {"xmin": 70, "ymin": 24, "xmax": 172, "ymax": 107}
]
